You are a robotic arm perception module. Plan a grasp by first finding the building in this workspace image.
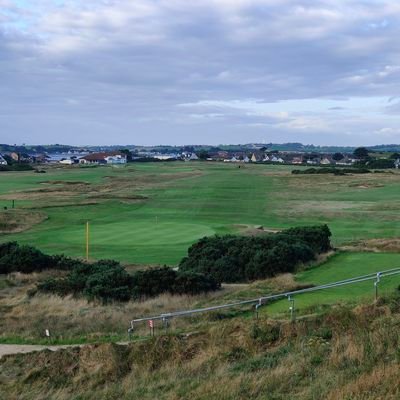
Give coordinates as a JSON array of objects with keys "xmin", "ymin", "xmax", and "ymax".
[
  {"xmin": 0, "ymin": 154, "xmax": 7, "ymax": 165},
  {"xmin": 59, "ymin": 158, "xmax": 75, "ymax": 165},
  {"xmin": 320, "ymin": 157, "xmax": 331, "ymax": 165},
  {"xmin": 79, "ymin": 152, "xmax": 127, "ymax": 165},
  {"xmin": 291, "ymin": 156, "xmax": 303, "ymax": 164},
  {"xmin": 263, "ymin": 155, "xmax": 270, "ymax": 162}
]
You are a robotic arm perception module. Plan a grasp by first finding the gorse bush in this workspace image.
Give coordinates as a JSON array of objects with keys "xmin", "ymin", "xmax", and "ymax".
[
  {"xmin": 292, "ymin": 167, "xmax": 371, "ymax": 175},
  {"xmin": 0, "ymin": 242, "xmax": 54, "ymax": 274},
  {"xmin": 0, "ymin": 242, "xmax": 219, "ymax": 302},
  {"xmin": 38, "ymin": 264, "xmax": 220, "ymax": 302},
  {"xmin": 0, "ymin": 242, "xmax": 78, "ymax": 274},
  {"xmin": 179, "ymin": 225, "xmax": 332, "ymax": 283}
]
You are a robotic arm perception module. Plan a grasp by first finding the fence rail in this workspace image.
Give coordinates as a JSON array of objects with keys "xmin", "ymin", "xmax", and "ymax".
[{"xmin": 129, "ymin": 267, "xmax": 400, "ymax": 332}]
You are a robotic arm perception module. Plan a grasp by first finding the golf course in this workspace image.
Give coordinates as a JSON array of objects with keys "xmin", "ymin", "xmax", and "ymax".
[{"xmin": 1, "ymin": 162, "xmax": 400, "ymax": 265}]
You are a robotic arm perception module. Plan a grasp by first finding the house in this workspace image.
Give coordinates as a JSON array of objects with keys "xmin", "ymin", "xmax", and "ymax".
[
  {"xmin": 271, "ymin": 155, "xmax": 284, "ymax": 163},
  {"xmin": 189, "ymin": 153, "xmax": 199, "ymax": 161},
  {"xmin": 33, "ymin": 154, "xmax": 51, "ymax": 164},
  {"xmin": 263, "ymin": 155, "xmax": 270, "ymax": 162},
  {"xmin": 10, "ymin": 152, "xmax": 20, "ymax": 162},
  {"xmin": 79, "ymin": 152, "xmax": 127, "ymax": 165},
  {"xmin": 0, "ymin": 154, "xmax": 7, "ymax": 165},
  {"xmin": 320, "ymin": 157, "xmax": 331, "ymax": 165},
  {"xmin": 243, "ymin": 156, "xmax": 250, "ymax": 163},
  {"xmin": 251, "ymin": 153, "xmax": 263, "ymax": 162},
  {"xmin": 59, "ymin": 158, "xmax": 75, "ymax": 165},
  {"xmin": 291, "ymin": 157, "xmax": 303, "ymax": 164},
  {"xmin": 336, "ymin": 156, "xmax": 353, "ymax": 166},
  {"xmin": 394, "ymin": 159, "xmax": 400, "ymax": 169}
]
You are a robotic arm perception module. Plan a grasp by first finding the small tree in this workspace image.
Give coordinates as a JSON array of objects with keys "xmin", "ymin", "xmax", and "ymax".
[
  {"xmin": 332, "ymin": 152, "xmax": 344, "ymax": 161},
  {"xmin": 197, "ymin": 150, "xmax": 210, "ymax": 160},
  {"xmin": 353, "ymin": 147, "xmax": 369, "ymax": 159}
]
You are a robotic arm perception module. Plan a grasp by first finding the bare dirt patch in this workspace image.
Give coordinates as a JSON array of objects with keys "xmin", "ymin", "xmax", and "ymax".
[
  {"xmin": 343, "ymin": 238, "xmax": 400, "ymax": 252},
  {"xmin": 0, "ymin": 210, "xmax": 48, "ymax": 233},
  {"xmin": 348, "ymin": 183, "xmax": 385, "ymax": 189},
  {"xmin": 233, "ymin": 224, "xmax": 281, "ymax": 236},
  {"xmin": 40, "ymin": 180, "xmax": 90, "ymax": 185}
]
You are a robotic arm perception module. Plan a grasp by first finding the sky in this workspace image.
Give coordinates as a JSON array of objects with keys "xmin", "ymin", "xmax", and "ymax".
[{"xmin": 1, "ymin": 0, "xmax": 400, "ymax": 146}]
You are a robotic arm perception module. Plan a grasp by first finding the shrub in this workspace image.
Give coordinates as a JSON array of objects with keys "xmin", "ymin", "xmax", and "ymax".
[
  {"xmin": 179, "ymin": 225, "xmax": 331, "ymax": 283},
  {"xmin": 0, "ymin": 243, "xmax": 54, "ymax": 274},
  {"xmin": 173, "ymin": 271, "xmax": 221, "ymax": 295}
]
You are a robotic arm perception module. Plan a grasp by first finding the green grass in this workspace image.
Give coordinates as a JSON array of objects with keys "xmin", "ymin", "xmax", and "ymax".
[
  {"xmin": 1, "ymin": 162, "xmax": 400, "ymax": 264},
  {"xmin": 265, "ymin": 252, "xmax": 400, "ymax": 316}
]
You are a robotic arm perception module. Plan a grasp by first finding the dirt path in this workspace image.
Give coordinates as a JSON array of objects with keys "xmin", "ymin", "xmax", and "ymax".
[
  {"xmin": 0, "ymin": 344, "xmax": 83, "ymax": 359},
  {"xmin": 0, "ymin": 342, "xmax": 132, "ymax": 359}
]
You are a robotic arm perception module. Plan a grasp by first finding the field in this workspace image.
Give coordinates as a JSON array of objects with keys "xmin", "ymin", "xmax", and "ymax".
[{"xmin": 1, "ymin": 162, "xmax": 400, "ymax": 265}]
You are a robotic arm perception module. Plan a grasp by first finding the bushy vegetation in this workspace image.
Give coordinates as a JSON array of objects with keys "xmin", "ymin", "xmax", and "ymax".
[
  {"xmin": 0, "ymin": 243, "xmax": 51, "ymax": 274},
  {"xmin": 38, "ymin": 264, "xmax": 220, "ymax": 302},
  {"xmin": 0, "ymin": 242, "xmax": 75, "ymax": 274},
  {"xmin": 292, "ymin": 167, "xmax": 370, "ymax": 175},
  {"xmin": 179, "ymin": 225, "xmax": 331, "ymax": 283},
  {"xmin": 0, "ymin": 242, "xmax": 219, "ymax": 301},
  {"xmin": 0, "ymin": 163, "xmax": 34, "ymax": 172}
]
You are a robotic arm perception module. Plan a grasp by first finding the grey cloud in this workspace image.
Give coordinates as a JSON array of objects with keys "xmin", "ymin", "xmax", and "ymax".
[{"xmin": 1, "ymin": 0, "xmax": 400, "ymax": 145}]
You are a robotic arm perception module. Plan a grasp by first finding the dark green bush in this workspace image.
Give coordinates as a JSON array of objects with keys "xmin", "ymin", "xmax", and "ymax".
[
  {"xmin": 0, "ymin": 243, "xmax": 54, "ymax": 274},
  {"xmin": 179, "ymin": 225, "xmax": 331, "ymax": 283}
]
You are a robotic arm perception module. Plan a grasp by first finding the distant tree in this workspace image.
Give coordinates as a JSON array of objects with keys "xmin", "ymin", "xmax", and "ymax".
[
  {"xmin": 353, "ymin": 147, "xmax": 369, "ymax": 159},
  {"xmin": 389, "ymin": 152, "xmax": 400, "ymax": 160},
  {"xmin": 119, "ymin": 149, "xmax": 133, "ymax": 162},
  {"xmin": 332, "ymin": 152, "xmax": 344, "ymax": 161},
  {"xmin": 2, "ymin": 155, "xmax": 13, "ymax": 165},
  {"xmin": 197, "ymin": 150, "xmax": 210, "ymax": 160}
]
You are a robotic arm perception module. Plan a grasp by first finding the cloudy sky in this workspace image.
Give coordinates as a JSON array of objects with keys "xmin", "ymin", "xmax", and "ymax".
[{"xmin": 1, "ymin": 0, "xmax": 400, "ymax": 146}]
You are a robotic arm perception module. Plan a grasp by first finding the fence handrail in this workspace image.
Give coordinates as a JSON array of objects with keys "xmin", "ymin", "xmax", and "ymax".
[{"xmin": 129, "ymin": 267, "xmax": 400, "ymax": 327}]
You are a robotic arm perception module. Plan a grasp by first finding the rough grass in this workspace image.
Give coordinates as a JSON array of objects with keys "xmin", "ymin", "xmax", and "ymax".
[
  {"xmin": 1, "ymin": 293, "xmax": 400, "ymax": 399},
  {"xmin": 0, "ymin": 210, "xmax": 47, "ymax": 233}
]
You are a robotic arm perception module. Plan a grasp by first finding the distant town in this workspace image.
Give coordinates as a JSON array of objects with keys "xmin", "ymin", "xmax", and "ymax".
[{"xmin": 1, "ymin": 142, "xmax": 400, "ymax": 170}]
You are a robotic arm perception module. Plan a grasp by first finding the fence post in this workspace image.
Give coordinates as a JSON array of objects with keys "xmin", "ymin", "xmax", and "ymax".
[
  {"xmin": 162, "ymin": 317, "xmax": 170, "ymax": 334},
  {"xmin": 288, "ymin": 296, "xmax": 295, "ymax": 322},
  {"xmin": 255, "ymin": 299, "xmax": 263, "ymax": 320},
  {"xmin": 374, "ymin": 272, "xmax": 382, "ymax": 301}
]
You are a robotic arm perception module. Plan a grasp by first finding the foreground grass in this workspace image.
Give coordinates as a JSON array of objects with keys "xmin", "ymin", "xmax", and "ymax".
[
  {"xmin": 1, "ymin": 293, "xmax": 400, "ymax": 400},
  {"xmin": 1, "ymin": 251, "xmax": 400, "ymax": 344},
  {"xmin": 1, "ymin": 162, "xmax": 400, "ymax": 264}
]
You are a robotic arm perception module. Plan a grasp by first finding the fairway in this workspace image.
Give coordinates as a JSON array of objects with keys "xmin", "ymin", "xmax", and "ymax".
[
  {"xmin": 1, "ymin": 162, "xmax": 400, "ymax": 264},
  {"xmin": 265, "ymin": 252, "xmax": 400, "ymax": 316}
]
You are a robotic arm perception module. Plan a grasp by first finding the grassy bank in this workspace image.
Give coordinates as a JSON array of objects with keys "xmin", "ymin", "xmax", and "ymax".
[{"xmin": 1, "ymin": 293, "xmax": 400, "ymax": 399}]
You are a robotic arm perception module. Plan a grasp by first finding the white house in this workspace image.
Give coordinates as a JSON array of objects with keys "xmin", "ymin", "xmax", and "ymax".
[
  {"xmin": 0, "ymin": 154, "xmax": 7, "ymax": 165},
  {"xmin": 243, "ymin": 156, "xmax": 250, "ymax": 163},
  {"xmin": 105, "ymin": 155, "xmax": 127, "ymax": 164},
  {"xmin": 263, "ymin": 155, "xmax": 270, "ymax": 162},
  {"xmin": 59, "ymin": 159, "xmax": 74, "ymax": 165},
  {"xmin": 189, "ymin": 153, "xmax": 199, "ymax": 161},
  {"xmin": 320, "ymin": 158, "xmax": 331, "ymax": 165},
  {"xmin": 80, "ymin": 152, "xmax": 127, "ymax": 165}
]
